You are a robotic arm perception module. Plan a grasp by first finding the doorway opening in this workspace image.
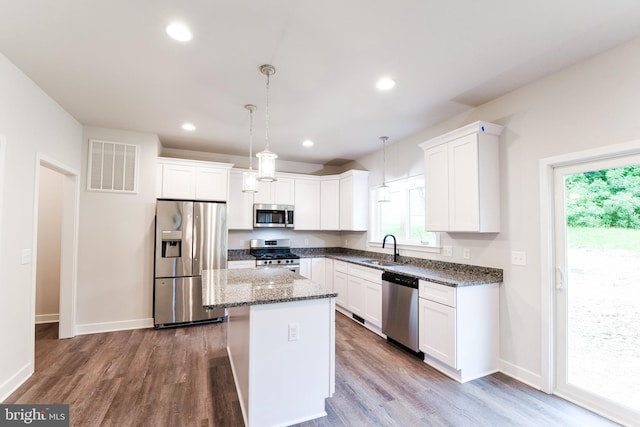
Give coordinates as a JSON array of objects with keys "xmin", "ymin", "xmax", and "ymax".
[{"xmin": 32, "ymin": 155, "xmax": 79, "ymax": 343}]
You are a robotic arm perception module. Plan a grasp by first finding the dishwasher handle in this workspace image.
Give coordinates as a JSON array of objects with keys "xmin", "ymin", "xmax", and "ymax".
[{"xmin": 381, "ymin": 271, "xmax": 418, "ymax": 289}]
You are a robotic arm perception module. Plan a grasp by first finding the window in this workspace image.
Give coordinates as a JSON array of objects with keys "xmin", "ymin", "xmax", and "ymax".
[{"xmin": 370, "ymin": 175, "xmax": 439, "ymax": 248}]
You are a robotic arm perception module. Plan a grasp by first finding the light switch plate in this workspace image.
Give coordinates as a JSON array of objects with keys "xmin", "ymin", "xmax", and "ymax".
[
  {"xmin": 511, "ymin": 251, "xmax": 527, "ymax": 266},
  {"xmin": 21, "ymin": 249, "xmax": 31, "ymax": 265},
  {"xmin": 442, "ymin": 246, "xmax": 453, "ymax": 257}
]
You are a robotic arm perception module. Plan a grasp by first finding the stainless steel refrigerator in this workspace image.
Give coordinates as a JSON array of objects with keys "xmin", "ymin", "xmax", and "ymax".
[{"xmin": 154, "ymin": 199, "xmax": 227, "ymax": 328}]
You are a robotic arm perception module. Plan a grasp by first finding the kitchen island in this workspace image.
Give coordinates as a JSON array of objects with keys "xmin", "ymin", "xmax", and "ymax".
[{"xmin": 202, "ymin": 268, "xmax": 337, "ymax": 427}]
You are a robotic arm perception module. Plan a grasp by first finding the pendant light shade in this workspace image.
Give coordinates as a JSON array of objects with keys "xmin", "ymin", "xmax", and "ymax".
[
  {"xmin": 378, "ymin": 136, "xmax": 390, "ymax": 203},
  {"xmin": 242, "ymin": 104, "xmax": 258, "ymax": 193},
  {"xmin": 257, "ymin": 64, "xmax": 278, "ymax": 182}
]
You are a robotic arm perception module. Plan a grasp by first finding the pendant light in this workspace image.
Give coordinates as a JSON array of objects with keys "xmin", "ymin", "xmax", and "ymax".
[
  {"xmin": 378, "ymin": 136, "xmax": 390, "ymax": 203},
  {"xmin": 242, "ymin": 104, "xmax": 258, "ymax": 193},
  {"xmin": 256, "ymin": 64, "xmax": 278, "ymax": 182}
]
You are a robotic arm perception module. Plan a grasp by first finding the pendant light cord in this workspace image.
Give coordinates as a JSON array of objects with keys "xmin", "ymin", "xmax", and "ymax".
[
  {"xmin": 249, "ymin": 107, "xmax": 254, "ymax": 170},
  {"xmin": 264, "ymin": 71, "xmax": 271, "ymax": 151}
]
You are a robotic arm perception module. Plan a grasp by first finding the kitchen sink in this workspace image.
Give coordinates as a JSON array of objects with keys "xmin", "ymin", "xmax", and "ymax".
[{"xmin": 361, "ymin": 259, "xmax": 401, "ymax": 267}]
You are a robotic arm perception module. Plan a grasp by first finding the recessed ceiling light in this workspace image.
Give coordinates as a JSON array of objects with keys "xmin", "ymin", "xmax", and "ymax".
[
  {"xmin": 376, "ymin": 77, "xmax": 396, "ymax": 91},
  {"xmin": 182, "ymin": 123, "xmax": 196, "ymax": 131},
  {"xmin": 166, "ymin": 23, "xmax": 192, "ymax": 42},
  {"xmin": 302, "ymin": 139, "xmax": 314, "ymax": 147}
]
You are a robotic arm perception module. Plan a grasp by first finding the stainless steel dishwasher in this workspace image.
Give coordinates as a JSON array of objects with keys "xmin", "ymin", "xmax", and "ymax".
[{"xmin": 382, "ymin": 271, "xmax": 421, "ymax": 355}]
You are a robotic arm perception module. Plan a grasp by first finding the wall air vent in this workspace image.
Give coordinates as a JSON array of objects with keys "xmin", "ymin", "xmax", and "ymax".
[{"xmin": 87, "ymin": 139, "xmax": 139, "ymax": 193}]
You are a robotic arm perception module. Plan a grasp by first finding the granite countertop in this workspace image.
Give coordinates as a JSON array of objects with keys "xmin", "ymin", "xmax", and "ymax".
[
  {"xmin": 229, "ymin": 247, "xmax": 503, "ymax": 287},
  {"xmin": 202, "ymin": 268, "xmax": 337, "ymax": 309}
]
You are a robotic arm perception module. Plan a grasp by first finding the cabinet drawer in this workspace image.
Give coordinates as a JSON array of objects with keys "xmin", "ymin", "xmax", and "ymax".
[
  {"xmin": 347, "ymin": 264, "xmax": 382, "ymax": 284},
  {"xmin": 334, "ymin": 260, "xmax": 348, "ymax": 273},
  {"xmin": 419, "ymin": 280, "xmax": 456, "ymax": 308}
]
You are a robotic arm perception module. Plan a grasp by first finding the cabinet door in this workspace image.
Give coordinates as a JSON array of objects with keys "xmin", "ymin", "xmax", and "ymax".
[
  {"xmin": 227, "ymin": 171, "xmax": 254, "ymax": 230},
  {"xmin": 449, "ymin": 134, "xmax": 480, "ymax": 231},
  {"xmin": 294, "ymin": 179, "xmax": 320, "ymax": 230},
  {"xmin": 364, "ymin": 280, "xmax": 382, "ymax": 328},
  {"xmin": 424, "ymin": 144, "xmax": 449, "ymax": 231},
  {"xmin": 252, "ymin": 177, "xmax": 295, "ymax": 205},
  {"xmin": 311, "ymin": 258, "xmax": 326, "ymax": 286},
  {"xmin": 228, "ymin": 260, "xmax": 255, "ymax": 269},
  {"xmin": 320, "ymin": 179, "xmax": 340, "ymax": 230},
  {"xmin": 419, "ymin": 298, "xmax": 457, "ymax": 368},
  {"xmin": 162, "ymin": 164, "xmax": 196, "ymax": 199},
  {"xmin": 324, "ymin": 259, "xmax": 334, "ymax": 291},
  {"xmin": 273, "ymin": 178, "xmax": 295, "ymax": 205},
  {"xmin": 334, "ymin": 271, "xmax": 348, "ymax": 308},
  {"xmin": 347, "ymin": 276, "xmax": 365, "ymax": 316},
  {"xmin": 339, "ymin": 175, "xmax": 353, "ymax": 230},
  {"xmin": 299, "ymin": 258, "xmax": 311, "ymax": 279},
  {"xmin": 253, "ymin": 180, "xmax": 273, "ymax": 204},
  {"xmin": 195, "ymin": 166, "xmax": 228, "ymax": 201}
]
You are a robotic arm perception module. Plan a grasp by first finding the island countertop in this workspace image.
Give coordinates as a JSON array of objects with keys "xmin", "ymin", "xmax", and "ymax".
[{"xmin": 202, "ymin": 268, "xmax": 337, "ymax": 309}]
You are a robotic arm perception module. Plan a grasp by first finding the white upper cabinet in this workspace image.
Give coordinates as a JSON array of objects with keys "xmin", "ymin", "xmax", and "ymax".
[
  {"xmin": 339, "ymin": 170, "xmax": 369, "ymax": 231},
  {"xmin": 227, "ymin": 169, "xmax": 254, "ymax": 230},
  {"xmin": 294, "ymin": 178, "xmax": 321, "ymax": 230},
  {"xmin": 253, "ymin": 176, "xmax": 295, "ymax": 205},
  {"xmin": 320, "ymin": 178, "xmax": 340, "ymax": 230},
  {"xmin": 158, "ymin": 158, "xmax": 232, "ymax": 201},
  {"xmin": 419, "ymin": 121, "xmax": 503, "ymax": 233}
]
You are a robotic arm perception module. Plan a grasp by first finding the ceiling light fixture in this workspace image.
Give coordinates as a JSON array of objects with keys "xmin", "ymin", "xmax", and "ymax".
[
  {"xmin": 376, "ymin": 77, "xmax": 396, "ymax": 91},
  {"xmin": 302, "ymin": 139, "xmax": 314, "ymax": 147},
  {"xmin": 166, "ymin": 23, "xmax": 192, "ymax": 42},
  {"xmin": 378, "ymin": 136, "xmax": 390, "ymax": 203},
  {"xmin": 242, "ymin": 104, "xmax": 259, "ymax": 193},
  {"xmin": 181, "ymin": 123, "xmax": 196, "ymax": 131},
  {"xmin": 256, "ymin": 64, "xmax": 278, "ymax": 182}
]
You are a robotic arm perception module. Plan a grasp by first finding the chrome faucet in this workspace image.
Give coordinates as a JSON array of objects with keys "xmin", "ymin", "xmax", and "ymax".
[{"xmin": 382, "ymin": 234, "xmax": 399, "ymax": 262}]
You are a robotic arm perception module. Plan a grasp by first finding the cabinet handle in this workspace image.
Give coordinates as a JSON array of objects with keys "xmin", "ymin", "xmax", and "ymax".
[{"xmin": 555, "ymin": 266, "xmax": 564, "ymax": 291}]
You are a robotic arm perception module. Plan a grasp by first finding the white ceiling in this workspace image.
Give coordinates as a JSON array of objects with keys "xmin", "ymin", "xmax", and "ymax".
[{"xmin": 2, "ymin": 1, "xmax": 640, "ymax": 165}]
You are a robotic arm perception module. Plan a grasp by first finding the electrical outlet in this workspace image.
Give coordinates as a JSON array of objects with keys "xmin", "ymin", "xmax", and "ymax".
[
  {"xmin": 463, "ymin": 248, "xmax": 470, "ymax": 259},
  {"xmin": 288, "ymin": 323, "xmax": 300, "ymax": 341},
  {"xmin": 511, "ymin": 251, "xmax": 527, "ymax": 266},
  {"xmin": 442, "ymin": 246, "xmax": 453, "ymax": 257},
  {"xmin": 344, "ymin": 239, "xmax": 348, "ymax": 246},
  {"xmin": 304, "ymin": 238, "xmax": 309, "ymax": 246}
]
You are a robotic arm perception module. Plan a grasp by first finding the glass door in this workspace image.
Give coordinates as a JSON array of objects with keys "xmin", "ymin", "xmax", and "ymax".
[{"xmin": 554, "ymin": 155, "xmax": 640, "ymax": 425}]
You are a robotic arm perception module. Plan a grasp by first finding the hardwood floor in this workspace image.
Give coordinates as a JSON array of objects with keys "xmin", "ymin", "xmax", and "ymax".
[{"xmin": 5, "ymin": 314, "xmax": 617, "ymax": 426}]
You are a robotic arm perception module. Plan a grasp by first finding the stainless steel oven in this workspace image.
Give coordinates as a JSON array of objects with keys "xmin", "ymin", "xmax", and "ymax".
[{"xmin": 250, "ymin": 239, "xmax": 300, "ymax": 273}]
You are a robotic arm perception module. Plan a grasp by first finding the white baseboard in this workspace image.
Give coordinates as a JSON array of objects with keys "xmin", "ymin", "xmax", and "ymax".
[
  {"xmin": 0, "ymin": 363, "xmax": 32, "ymax": 402},
  {"xmin": 498, "ymin": 358, "xmax": 543, "ymax": 390},
  {"xmin": 35, "ymin": 313, "xmax": 59, "ymax": 324},
  {"xmin": 75, "ymin": 318, "xmax": 154, "ymax": 335}
]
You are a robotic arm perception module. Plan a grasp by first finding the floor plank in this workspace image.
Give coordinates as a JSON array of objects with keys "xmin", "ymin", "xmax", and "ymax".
[{"xmin": 4, "ymin": 315, "xmax": 618, "ymax": 426}]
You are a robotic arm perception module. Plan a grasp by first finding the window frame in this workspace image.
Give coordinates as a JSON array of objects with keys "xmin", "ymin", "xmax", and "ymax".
[{"xmin": 368, "ymin": 175, "xmax": 441, "ymax": 254}]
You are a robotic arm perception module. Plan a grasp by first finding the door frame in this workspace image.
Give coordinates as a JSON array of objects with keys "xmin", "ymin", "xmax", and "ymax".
[
  {"xmin": 31, "ymin": 153, "xmax": 80, "ymax": 347},
  {"xmin": 538, "ymin": 138, "xmax": 640, "ymax": 394}
]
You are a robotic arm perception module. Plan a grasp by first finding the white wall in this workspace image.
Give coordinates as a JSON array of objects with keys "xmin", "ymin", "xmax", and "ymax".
[
  {"xmin": 0, "ymin": 53, "xmax": 82, "ymax": 400},
  {"xmin": 35, "ymin": 166, "xmax": 64, "ymax": 322},
  {"xmin": 346, "ymin": 36, "xmax": 640, "ymax": 387},
  {"xmin": 75, "ymin": 127, "xmax": 160, "ymax": 334},
  {"xmin": 229, "ymin": 229, "xmax": 343, "ymax": 250}
]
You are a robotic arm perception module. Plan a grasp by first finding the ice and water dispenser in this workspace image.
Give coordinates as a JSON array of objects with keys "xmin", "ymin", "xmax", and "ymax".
[{"xmin": 161, "ymin": 230, "xmax": 182, "ymax": 258}]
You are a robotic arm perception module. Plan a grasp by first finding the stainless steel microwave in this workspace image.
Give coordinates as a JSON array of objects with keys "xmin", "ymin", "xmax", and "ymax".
[{"xmin": 254, "ymin": 204, "xmax": 294, "ymax": 228}]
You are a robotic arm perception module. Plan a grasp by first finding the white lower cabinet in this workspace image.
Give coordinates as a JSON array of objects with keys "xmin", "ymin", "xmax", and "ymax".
[
  {"xmin": 333, "ymin": 261, "xmax": 348, "ymax": 308},
  {"xmin": 418, "ymin": 279, "xmax": 499, "ymax": 383},
  {"xmin": 228, "ymin": 260, "xmax": 255, "ymax": 269},
  {"xmin": 347, "ymin": 276, "xmax": 365, "ymax": 317},
  {"xmin": 299, "ymin": 258, "xmax": 312, "ymax": 279},
  {"xmin": 324, "ymin": 258, "xmax": 334, "ymax": 291},
  {"xmin": 311, "ymin": 257, "xmax": 326, "ymax": 286},
  {"xmin": 363, "ymin": 279, "xmax": 382, "ymax": 328}
]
